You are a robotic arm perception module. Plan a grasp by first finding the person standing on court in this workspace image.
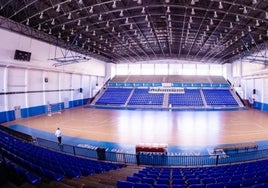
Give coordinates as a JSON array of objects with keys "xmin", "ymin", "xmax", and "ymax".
[{"xmin": 55, "ymin": 128, "xmax": 62, "ymax": 145}]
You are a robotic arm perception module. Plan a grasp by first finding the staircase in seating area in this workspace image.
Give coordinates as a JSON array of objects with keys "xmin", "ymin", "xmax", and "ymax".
[
  {"xmin": 124, "ymin": 87, "xmax": 136, "ymax": 106},
  {"xmin": 229, "ymin": 88, "xmax": 245, "ymax": 107},
  {"xmin": 200, "ymin": 89, "xmax": 208, "ymax": 107},
  {"xmin": 61, "ymin": 165, "xmax": 141, "ymax": 188},
  {"xmin": 89, "ymin": 87, "xmax": 106, "ymax": 105},
  {"xmin": 162, "ymin": 93, "xmax": 169, "ymax": 108}
]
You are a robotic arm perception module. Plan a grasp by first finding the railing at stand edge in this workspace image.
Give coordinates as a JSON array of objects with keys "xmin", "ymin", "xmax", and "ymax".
[{"xmin": 36, "ymin": 137, "xmax": 268, "ymax": 166}]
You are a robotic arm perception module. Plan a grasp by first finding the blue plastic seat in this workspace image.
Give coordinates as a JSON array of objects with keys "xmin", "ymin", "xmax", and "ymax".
[
  {"xmin": 154, "ymin": 184, "xmax": 169, "ymax": 188},
  {"xmin": 134, "ymin": 182, "xmax": 152, "ymax": 188},
  {"xmin": 141, "ymin": 177, "xmax": 155, "ymax": 185},
  {"xmin": 42, "ymin": 168, "xmax": 64, "ymax": 182},
  {"xmin": 206, "ymin": 183, "xmax": 225, "ymax": 188},
  {"xmin": 127, "ymin": 176, "xmax": 141, "ymax": 183},
  {"xmin": 224, "ymin": 180, "xmax": 241, "ymax": 188},
  {"xmin": 117, "ymin": 180, "xmax": 134, "ymax": 188},
  {"xmin": 24, "ymin": 171, "xmax": 41, "ymax": 185}
]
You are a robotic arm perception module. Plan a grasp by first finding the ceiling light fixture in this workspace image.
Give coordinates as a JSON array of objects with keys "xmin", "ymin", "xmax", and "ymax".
[
  {"xmin": 241, "ymin": 31, "xmax": 245, "ymax": 37},
  {"xmin": 49, "ymin": 28, "xmax": 52, "ymax": 34},
  {"xmin": 112, "ymin": 1, "xmax": 116, "ymax": 8},
  {"xmin": 62, "ymin": 24, "xmax": 65, "ymax": 30},
  {"xmin": 39, "ymin": 12, "xmax": 44, "ymax": 19},
  {"xmin": 165, "ymin": 0, "xmax": 170, "ymax": 3},
  {"xmin": 56, "ymin": 4, "xmax": 60, "ymax": 12},
  {"xmin": 191, "ymin": 8, "xmax": 195, "ymax": 15},
  {"xmin": 112, "ymin": 27, "xmax": 115, "ymax": 32},
  {"xmin": 141, "ymin": 7, "xmax": 145, "ymax": 14},
  {"xmin": 130, "ymin": 23, "xmax": 133, "ymax": 30},
  {"xmin": 137, "ymin": 0, "xmax": 142, "ymax": 4},
  {"xmin": 145, "ymin": 15, "xmax": 148, "ymax": 21},
  {"xmin": 85, "ymin": 25, "xmax": 89, "ymax": 31},
  {"xmin": 229, "ymin": 22, "xmax": 233, "ymax": 29},
  {"xmin": 89, "ymin": 6, "xmax": 93, "ymax": 13},
  {"xmin": 259, "ymin": 34, "xmax": 262, "ymax": 40},
  {"xmin": 58, "ymin": 32, "xmax": 61, "ymax": 38},
  {"xmin": 252, "ymin": 0, "xmax": 257, "ymax": 4},
  {"xmin": 38, "ymin": 24, "xmax": 41, "ymax": 30},
  {"xmin": 26, "ymin": 19, "xmax": 29, "ymax": 25},
  {"xmin": 210, "ymin": 19, "xmax": 214, "ymax": 25},
  {"xmin": 235, "ymin": 15, "xmax": 239, "ymax": 22},
  {"xmin": 256, "ymin": 20, "xmax": 260, "ymax": 26},
  {"xmin": 265, "ymin": 12, "xmax": 268, "ymax": 19},
  {"xmin": 78, "ymin": 0, "xmax": 83, "ymax": 4},
  {"xmin": 51, "ymin": 19, "xmax": 55, "ymax": 25},
  {"xmin": 206, "ymin": 25, "xmax": 209, "ymax": 31},
  {"xmin": 67, "ymin": 12, "xmax": 72, "ymax": 19},
  {"xmin": 219, "ymin": 1, "xmax": 223, "ymax": 9},
  {"xmin": 125, "ymin": 17, "xmax": 129, "ymax": 24},
  {"xmin": 71, "ymin": 29, "xmax": 74, "ymax": 35},
  {"xmin": 106, "ymin": 21, "xmax": 109, "ymax": 27},
  {"xmin": 168, "ymin": 15, "xmax": 171, "ymax": 21},
  {"xmin": 243, "ymin": 7, "xmax": 247, "ymax": 14},
  {"xmin": 67, "ymin": 37, "xmax": 70, "ymax": 42},
  {"xmin": 98, "ymin": 14, "xmax": 102, "ymax": 21},
  {"xmin": 119, "ymin": 10, "xmax": 124, "ymax": 17},
  {"xmin": 214, "ymin": 11, "xmax": 218, "ymax": 18},
  {"xmin": 92, "ymin": 30, "xmax": 96, "ymax": 36},
  {"xmin": 248, "ymin": 26, "xmax": 251, "ymax": 32},
  {"xmin": 77, "ymin": 19, "xmax": 81, "ymax": 26},
  {"xmin": 190, "ymin": 0, "xmax": 195, "ymax": 5},
  {"xmin": 189, "ymin": 16, "xmax": 193, "ymax": 23},
  {"xmin": 167, "ymin": 6, "xmax": 170, "ymax": 13}
]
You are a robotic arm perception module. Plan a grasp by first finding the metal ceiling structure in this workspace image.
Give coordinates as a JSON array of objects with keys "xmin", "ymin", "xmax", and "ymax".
[{"xmin": 0, "ymin": 0, "xmax": 268, "ymax": 64}]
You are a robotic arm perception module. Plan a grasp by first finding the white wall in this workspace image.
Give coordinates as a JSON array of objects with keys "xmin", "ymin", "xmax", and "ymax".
[
  {"xmin": 0, "ymin": 28, "xmax": 106, "ymax": 76},
  {"xmin": 0, "ymin": 28, "xmax": 107, "ymax": 112},
  {"xmin": 232, "ymin": 57, "xmax": 268, "ymax": 102}
]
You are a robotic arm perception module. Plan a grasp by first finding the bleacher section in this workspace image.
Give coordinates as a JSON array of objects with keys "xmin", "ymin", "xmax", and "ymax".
[
  {"xmin": 168, "ymin": 89, "xmax": 204, "ymax": 107},
  {"xmin": 128, "ymin": 88, "xmax": 164, "ymax": 106},
  {"xmin": 93, "ymin": 75, "xmax": 243, "ymax": 110},
  {"xmin": 95, "ymin": 88, "xmax": 132, "ymax": 105},
  {"xmin": 0, "ymin": 129, "xmax": 124, "ymax": 186},
  {"xmin": 203, "ymin": 89, "xmax": 238, "ymax": 106},
  {"xmin": 117, "ymin": 163, "xmax": 268, "ymax": 188}
]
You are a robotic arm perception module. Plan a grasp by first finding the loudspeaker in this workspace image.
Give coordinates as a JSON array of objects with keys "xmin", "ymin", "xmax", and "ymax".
[
  {"xmin": 253, "ymin": 89, "xmax": 256, "ymax": 94},
  {"xmin": 96, "ymin": 147, "xmax": 106, "ymax": 160},
  {"xmin": 44, "ymin": 77, "xmax": 48, "ymax": 83},
  {"xmin": 79, "ymin": 88, "xmax": 83, "ymax": 93}
]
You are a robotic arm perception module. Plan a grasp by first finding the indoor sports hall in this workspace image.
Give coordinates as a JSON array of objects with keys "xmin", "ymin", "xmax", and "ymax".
[{"xmin": 1, "ymin": 1, "xmax": 268, "ymax": 188}]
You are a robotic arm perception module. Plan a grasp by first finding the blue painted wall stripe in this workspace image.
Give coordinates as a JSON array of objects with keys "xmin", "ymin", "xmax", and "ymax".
[{"xmin": 0, "ymin": 98, "xmax": 90, "ymax": 123}]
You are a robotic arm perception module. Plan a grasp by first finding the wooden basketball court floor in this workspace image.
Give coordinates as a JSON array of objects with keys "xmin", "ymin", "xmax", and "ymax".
[{"xmin": 3, "ymin": 107, "xmax": 268, "ymax": 150}]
